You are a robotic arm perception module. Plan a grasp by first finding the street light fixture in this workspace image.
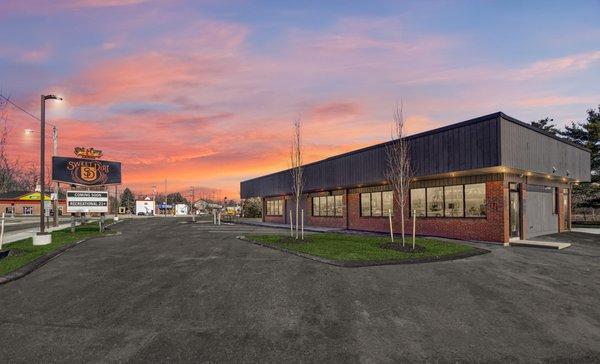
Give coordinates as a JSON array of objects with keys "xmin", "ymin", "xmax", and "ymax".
[{"xmin": 35, "ymin": 94, "xmax": 62, "ymax": 245}]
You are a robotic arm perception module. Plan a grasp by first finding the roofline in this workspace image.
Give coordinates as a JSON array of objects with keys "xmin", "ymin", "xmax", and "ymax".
[
  {"xmin": 241, "ymin": 111, "xmax": 589, "ymax": 184},
  {"xmin": 498, "ymin": 112, "xmax": 589, "ymax": 152}
]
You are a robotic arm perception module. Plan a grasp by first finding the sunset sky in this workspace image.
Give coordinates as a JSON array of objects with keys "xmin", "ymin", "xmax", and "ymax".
[{"xmin": 1, "ymin": 0, "xmax": 599, "ymax": 199}]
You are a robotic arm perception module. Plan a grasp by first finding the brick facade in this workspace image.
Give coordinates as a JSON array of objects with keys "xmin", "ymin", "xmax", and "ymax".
[
  {"xmin": 261, "ymin": 176, "xmax": 572, "ymax": 244},
  {"xmin": 346, "ymin": 181, "xmax": 507, "ymax": 243}
]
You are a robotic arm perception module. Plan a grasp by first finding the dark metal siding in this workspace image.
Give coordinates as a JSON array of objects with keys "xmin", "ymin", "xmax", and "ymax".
[
  {"xmin": 241, "ymin": 114, "xmax": 502, "ymax": 198},
  {"xmin": 241, "ymin": 112, "xmax": 591, "ymax": 198},
  {"xmin": 499, "ymin": 117, "xmax": 590, "ymax": 182}
]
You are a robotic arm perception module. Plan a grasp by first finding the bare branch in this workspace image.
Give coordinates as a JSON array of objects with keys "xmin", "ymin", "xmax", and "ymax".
[
  {"xmin": 384, "ymin": 102, "xmax": 413, "ymax": 246},
  {"xmin": 290, "ymin": 117, "xmax": 304, "ymax": 239}
]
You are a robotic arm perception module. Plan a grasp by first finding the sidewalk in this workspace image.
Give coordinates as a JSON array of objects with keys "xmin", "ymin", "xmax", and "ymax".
[
  {"xmin": 2, "ymin": 219, "xmax": 100, "ymax": 246},
  {"xmin": 236, "ymin": 219, "xmax": 345, "ymax": 233}
]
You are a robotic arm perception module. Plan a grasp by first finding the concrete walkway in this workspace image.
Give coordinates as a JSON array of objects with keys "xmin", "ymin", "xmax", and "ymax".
[
  {"xmin": 238, "ymin": 219, "xmax": 345, "ymax": 233},
  {"xmin": 509, "ymin": 240, "xmax": 571, "ymax": 250},
  {"xmin": 572, "ymin": 227, "xmax": 600, "ymax": 235}
]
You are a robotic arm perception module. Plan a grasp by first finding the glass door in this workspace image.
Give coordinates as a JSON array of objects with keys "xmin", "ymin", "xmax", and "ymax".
[
  {"xmin": 563, "ymin": 188, "xmax": 570, "ymax": 230},
  {"xmin": 509, "ymin": 184, "xmax": 521, "ymax": 239}
]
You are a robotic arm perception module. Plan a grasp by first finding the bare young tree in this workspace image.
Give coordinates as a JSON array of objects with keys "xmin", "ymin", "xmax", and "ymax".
[
  {"xmin": 385, "ymin": 104, "xmax": 413, "ymax": 247},
  {"xmin": 290, "ymin": 117, "xmax": 304, "ymax": 240},
  {"xmin": 0, "ymin": 98, "xmax": 18, "ymax": 193}
]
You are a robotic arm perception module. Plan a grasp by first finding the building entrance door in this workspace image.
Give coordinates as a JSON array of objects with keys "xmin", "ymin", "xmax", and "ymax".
[
  {"xmin": 509, "ymin": 184, "xmax": 521, "ymax": 239},
  {"xmin": 563, "ymin": 188, "xmax": 570, "ymax": 231}
]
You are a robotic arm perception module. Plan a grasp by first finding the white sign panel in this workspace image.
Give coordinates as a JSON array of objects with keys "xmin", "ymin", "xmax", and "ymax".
[{"xmin": 67, "ymin": 190, "xmax": 108, "ymax": 213}]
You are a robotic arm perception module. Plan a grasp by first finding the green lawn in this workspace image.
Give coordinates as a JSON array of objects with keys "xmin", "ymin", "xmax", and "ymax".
[
  {"xmin": 0, "ymin": 220, "xmax": 113, "ymax": 276},
  {"xmin": 248, "ymin": 232, "xmax": 476, "ymax": 262}
]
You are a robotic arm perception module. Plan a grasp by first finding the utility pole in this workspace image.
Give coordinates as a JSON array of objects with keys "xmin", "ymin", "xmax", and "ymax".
[
  {"xmin": 152, "ymin": 185, "xmax": 157, "ymax": 215},
  {"xmin": 115, "ymin": 185, "xmax": 119, "ymax": 221},
  {"xmin": 190, "ymin": 186, "xmax": 195, "ymax": 222}
]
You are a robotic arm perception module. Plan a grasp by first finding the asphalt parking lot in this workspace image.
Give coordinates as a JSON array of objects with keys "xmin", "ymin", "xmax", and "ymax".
[{"xmin": 0, "ymin": 218, "xmax": 599, "ymax": 362}]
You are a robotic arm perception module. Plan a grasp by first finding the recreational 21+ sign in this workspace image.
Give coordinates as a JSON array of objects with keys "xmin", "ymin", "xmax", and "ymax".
[{"xmin": 66, "ymin": 191, "xmax": 109, "ymax": 213}]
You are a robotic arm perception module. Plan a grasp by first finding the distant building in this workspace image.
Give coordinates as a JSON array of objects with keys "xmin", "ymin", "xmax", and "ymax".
[
  {"xmin": 0, "ymin": 190, "xmax": 66, "ymax": 216},
  {"xmin": 135, "ymin": 197, "xmax": 155, "ymax": 215},
  {"xmin": 193, "ymin": 200, "xmax": 222, "ymax": 212},
  {"xmin": 241, "ymin": 112, "xmax": 591, "ymax": 244}
]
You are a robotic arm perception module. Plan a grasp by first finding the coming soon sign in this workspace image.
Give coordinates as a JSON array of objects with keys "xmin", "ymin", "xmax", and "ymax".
[{"xmin": 66, "ymin": 191, "xmax": 109, "ymax": 213}]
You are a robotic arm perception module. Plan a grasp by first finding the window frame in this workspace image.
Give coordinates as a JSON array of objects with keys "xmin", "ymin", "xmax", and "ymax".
[
  {"xmin": 312, "ymin": 194, "xmax": 344, "ymax": 217},
  {"xmin": 411, "ymin": 183, "xmax": 487, "ymax": 219},
  {"xmin": 360, "ymin": 191, "xmax": 393, "ymax": 218},
  {"xmin": 266, "ymin": 199, "xmax": 283, "ymax": 216}
]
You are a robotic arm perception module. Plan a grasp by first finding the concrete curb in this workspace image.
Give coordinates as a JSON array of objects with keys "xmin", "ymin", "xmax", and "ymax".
[
  {"xmin": 0, "ymin": 221, "xmax": 123, "ymax": 285},
  {"xmin": 237, "ymin": 236, "xmax": 490, "ymax": 268}
]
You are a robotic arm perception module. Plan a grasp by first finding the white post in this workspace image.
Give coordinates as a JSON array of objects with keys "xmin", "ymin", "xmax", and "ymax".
[
  {"xmin": 0, "ymin": 213, "xmax": 5, "ymax": 251},
  {"xmin": 289, "ymin": 209, "xmax": 293, "ymax": 237},
  {"xmin": 301, "ymin": 208, "xmax": 304, "ymax": 240},
  {"xmin": 412, "ymin": 209, "xmax": 416, "ymax": 249},
  {"xmin": 388, "ymin": 209, "xmax": 393, "ymax": 243},
  {"xmin": 213, "ymin": 210, "xmax": 216, "ymax": 225},
  {"xmin": 218, "ymin": 212, "xmax": 221, "ymax": 225}
]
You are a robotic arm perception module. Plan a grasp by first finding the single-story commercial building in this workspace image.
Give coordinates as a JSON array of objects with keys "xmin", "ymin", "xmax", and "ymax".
[
  {"xmin": 240, "ymin": 112, "xmax": 591, "ymax": 244},
  {"xmin": 0, "ymin": 190, "xmax": 67, "ymax": 216}
]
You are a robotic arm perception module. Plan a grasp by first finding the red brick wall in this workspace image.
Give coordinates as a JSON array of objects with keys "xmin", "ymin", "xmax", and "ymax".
[
  {"xmin": 346, "ymin": 181, "xmax": 507, "ymax": 243},
  {"xmin": 263, "ymin": 197, "xmax": 286, "ymax": 224}
]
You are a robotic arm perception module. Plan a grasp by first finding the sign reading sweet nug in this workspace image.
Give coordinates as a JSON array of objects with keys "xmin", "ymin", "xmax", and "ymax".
[
  {"xmin": 52, "ymin": 156, "xmax": 122, "ymax": 186},
  {"xmin": 66, "ymin": 191, "xmax": 109, "ymax": 213}
]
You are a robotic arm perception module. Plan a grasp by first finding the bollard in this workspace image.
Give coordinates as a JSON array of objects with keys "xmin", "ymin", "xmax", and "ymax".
[
  {"xmin": 100, "ymin": 213, "xmax": 105, "ymax": 232},
  {"xmin": 217, "ymin": 212, "xmax": 221, "ymax": 226},
  {"xmin": 213, "ymin": 211, "xmax": 216, "ymax": 225},
  {"xmin": 71, "ymin": 213, "xmax": 76, "ymax": 233},
  {"xmin": 301, "ymin": 209, "xmax": 304, "ymax": 240}
]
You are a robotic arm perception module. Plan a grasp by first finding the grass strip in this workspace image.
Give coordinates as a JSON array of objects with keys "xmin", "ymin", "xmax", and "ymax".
[
  {"xmin": 248, "ymin": 232, "xmax": 476, "ymax": 262},
  {"xmin": 0, "ymin": 220, "xmax": 113, "ymax": 276}
]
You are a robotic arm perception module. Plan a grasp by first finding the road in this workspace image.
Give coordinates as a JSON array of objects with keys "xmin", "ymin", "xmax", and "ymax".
[{"xmin": 0, "ymin": 218, "xmax": 599, "ymax": 362}]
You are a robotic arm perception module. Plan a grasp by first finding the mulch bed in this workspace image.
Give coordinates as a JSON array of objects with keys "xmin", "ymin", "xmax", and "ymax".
[{"xmin": 379, "ymin": 242, "xmax": 425, "ymax": 253}]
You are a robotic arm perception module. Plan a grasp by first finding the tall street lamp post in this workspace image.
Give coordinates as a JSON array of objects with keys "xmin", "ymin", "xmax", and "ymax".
[
  {"xmin": 52, "ymin": 125, "xmax": 59, "ymax": 227},
  {"xmin": 35, "ymin": 94, "xmax": 62, "ymax": 245}
]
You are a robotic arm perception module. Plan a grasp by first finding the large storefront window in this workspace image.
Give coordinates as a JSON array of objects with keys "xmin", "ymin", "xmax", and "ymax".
[
  {"xmin": 410, "ymin": 188, "xmax": 426, "ymax": 217},
  {"xmin": 426, "ymin": 187, "xmax": 444, "ymax": 217},
  {"xmin": 465, "ymin": 183, "xmax": 486, "ymax": 217},
  {"xmin": 413, "ymin": 183, "xmax": 486, "ymax": 218},
  {"xmin": 444, "ymin": 185, "xmax": 464, "ymax": 217},
  {"xmin": 312, "ymin": 195, "xmax": 343, "ymax": 217},
  {"xmin": 266, "ymin": 199, "xmax": 283, "ymax": 216},
  {"xmin": 360, "ymin": 191, "xmax": 393, "ymax": 217},
  {"xmin": 361, "ymin": 193, "xmax": 371, "ymax": 216}
]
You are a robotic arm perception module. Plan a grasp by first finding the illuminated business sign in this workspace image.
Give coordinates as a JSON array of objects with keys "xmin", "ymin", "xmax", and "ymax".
[
  {"xmin": 52, "ymin": 156, "xmax": 121, "ymax": 186},
  {"xmin": 74, "ymin": 147, "xmax": 103, "ymax": 159},
  {"xmin": 66, "ymin": 191, "xmax": 108, "ymax": 213}
]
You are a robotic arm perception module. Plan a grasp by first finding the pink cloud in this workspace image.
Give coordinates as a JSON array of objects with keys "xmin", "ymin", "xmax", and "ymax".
[{"xmin": 513, "ymin": 50, "xmax": 600, "ymax": 80}]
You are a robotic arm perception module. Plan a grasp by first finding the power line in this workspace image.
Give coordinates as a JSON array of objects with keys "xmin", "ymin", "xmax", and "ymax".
[{"xmin": 0, "ymin": 94, "xmax": 56, "ymax": 127}]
